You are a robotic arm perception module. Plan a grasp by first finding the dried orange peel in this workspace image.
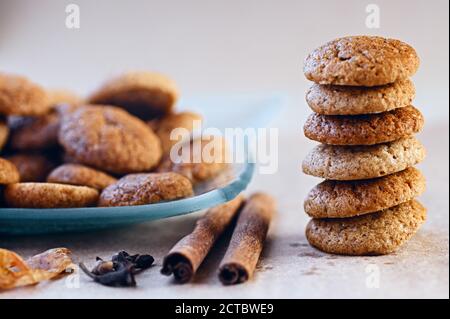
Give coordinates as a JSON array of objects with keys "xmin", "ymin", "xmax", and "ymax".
[{"xmin": 0, "ymin": 248, "xmax": 73, "ymax": 290}]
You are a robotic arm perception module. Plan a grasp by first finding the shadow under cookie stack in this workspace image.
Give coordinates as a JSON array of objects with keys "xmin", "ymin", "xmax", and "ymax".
[{"xmin": 302, "ymin": 36, "xmax": 427, "ymax": 255}]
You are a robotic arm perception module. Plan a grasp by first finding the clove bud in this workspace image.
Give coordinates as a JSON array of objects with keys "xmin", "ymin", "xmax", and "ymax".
[{"xmin": 79, "ymin": 251, "xmax": 154, "ymax": 287}]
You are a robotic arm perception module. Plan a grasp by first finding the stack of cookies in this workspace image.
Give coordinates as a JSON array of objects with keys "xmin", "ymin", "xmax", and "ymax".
[
  {"xmin": 0, "ymin": 71, "xmax": 227, "ymax": 208},
  {"xmin": 302, "ymin": 36, "xmax": 427, "ymax": 255}
]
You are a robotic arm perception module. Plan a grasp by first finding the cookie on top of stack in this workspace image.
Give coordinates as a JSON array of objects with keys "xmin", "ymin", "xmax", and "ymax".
[{"xmin": 302, "ymin": 36, "xmax": 426, "ymax": 255}]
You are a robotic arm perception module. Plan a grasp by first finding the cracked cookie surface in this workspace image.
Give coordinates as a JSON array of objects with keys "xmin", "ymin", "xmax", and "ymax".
[
  {"xmin": 306, "ymin": 200, "xmax": 426, "ymax": 255},
  {"xmin": 302, "ymin": 137, "xmax": 425, "ymax": 180},
  {"xmin": 59, "ymin": 105, "xmax": 162, "ymax": 175},
  {"xmin": 304, "ymin": 36, "xmax": 419, "ymax": 86},
  {"xmin": 306, "ymin": 79, "xmax": 415, "ymax": 115},
  {"xmin": 304, "ymin": 167, "xmax": 425, "ymax": 218},
  {"xmin": 4, "ymin": 183, "xmax": 99, "ymax": 208},
  {"xmin": 304, "ymin": 105, "xmax": 424, "ymax": 145},
  {"xmin": 99, "ymin": 172, "xmax": 194, "ymax": 207}
]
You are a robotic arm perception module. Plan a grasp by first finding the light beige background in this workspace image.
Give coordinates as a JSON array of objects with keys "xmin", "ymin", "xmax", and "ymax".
[{"xmin": 0, "ymin": 0, "xmax": 448, "ymax": 299}]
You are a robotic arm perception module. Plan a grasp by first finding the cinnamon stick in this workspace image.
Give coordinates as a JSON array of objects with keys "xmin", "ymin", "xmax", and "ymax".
[
  {"xmin": 218, "ymin": 192, "xmax": 276, "ymax": 285},
  {"xmin": 161, "ymin": 195, "xmax": 244, "ymax": 283}
]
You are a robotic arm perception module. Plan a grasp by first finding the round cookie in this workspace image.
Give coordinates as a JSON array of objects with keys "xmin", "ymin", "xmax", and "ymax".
[
  {"xmin": 151, "ymin": 111, "xmax": 203, "ymax": 154},
  {"xmin": 0, "ymin": 73, "xmax": 50, "ymax": 116},
  {"xmin": 7, "ymin": 103, "xmax": 79, "ymax": 151},
  {"xmin": 0, "ymin": 158, "xmax": 20, "ymax": 184},
  {"xmin": 157, "ymin": 136, "xmax": 229, "ymax": 184},
  {"xmin": 47, "ymin": 89, "xmax": 83, "ymax": 107},
  {"xmin": 6, "ymin": 154, "xmax": 56, "ymax": 182},
  {"xmin": 0, "ymin": 118, "xmax": 9, "ymax": 151},
  {"xmin": 305, "ymin": 200, "xmax": 426, "ymax": 255},
  {"xmin": 47, "ymin": 164, "xmax": 117, "ymax": 191},
  {"xmin": 58, "ymin": 105, "xmax": 162, "ymax": 175},
  {"xmin": 302, "ymin": 137, "xmax": 426, "ymax": 180},
  {"xmin": 4, "ymin": 183, "xmax": 99, "ymax": 208},
  {"xmin": 306, "ymin": 79, "xmax": 415, "ymax": 115},
  {"xmin": 98, "ymin": 172, "xmax": 194, "ymax": 207},
  {"xmin": 304, "ymin": 36, "xmax": 419, "ymax": 86},
  {"xmin": 304, "ymin": 105, "xmax": 424, "ymax": 145},
  {"xmin": 8, "ymin": 113, "xmax": 60, "ymax": 151},
  {"xmin": 88, "ymin": 71, "xmax": 178, "ymax": 120},
  {"xmin": 304, "ymin": 167, "xmax": 426, "ymax": 218}
]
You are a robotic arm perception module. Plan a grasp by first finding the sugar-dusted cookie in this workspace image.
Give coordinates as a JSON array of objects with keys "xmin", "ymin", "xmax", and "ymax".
[
  {"xmin": 306, "ymin": 200, "xmax": 426, "ymax": 255},
  {"xmin": 302, "ymin": 137, "xmax": 425, "ymax": 180},
  {"xmin": 47, "ymin": 164, "xmax": 117, "ymax": 191},
  {"xmin": 4, "ymin": 183, "xmax": 99, "ymax": 208},
  {"xmin": 304, "ymin": 105, "xmax": 424, "ymax": 145},
  {"xmin": 304, "ymin": 36, "xmax": 419, "ymax": 86},
  {"xmin": 89, "ymin": 71, "xmax": 178, "ymax": 120},
  {"xmin": 6, "ymin": 154, "xmax": 56, "ymax": 182},
  {"xmin": 150, "ymin": 111, "xmax": 202, "ymax": 154},
  {"xmin": 304, "ymin": 167, "xmax": 425, "ymax": 218},
  {"xmin": 0, "ymin": 73, "xmax": 50, "ymax": 116},
  {"xmin": 0, "ymin": 158, "xmax": 20, "ymax": 184},
  {"xmin": 98, "ymin": 172, "xmax": 193, "ymax": 207},
  {"xmin": 306, "ymin": 79, "xmax": 415, "ymax": 115},
  {"xmin": 58, "ymin": 105, "xmax": 162, "ymax": 175}
]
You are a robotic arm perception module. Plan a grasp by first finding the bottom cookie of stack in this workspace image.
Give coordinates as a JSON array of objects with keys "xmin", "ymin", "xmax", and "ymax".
[
  {"xmin": 305, "ymin": 200, "xmax": 426, "ymax": 255},
  {"xmin": 302, "ymin": 144, "xmax": 427, "ymax": 256}
]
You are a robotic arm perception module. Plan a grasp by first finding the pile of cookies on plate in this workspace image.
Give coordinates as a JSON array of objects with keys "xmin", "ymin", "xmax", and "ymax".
[
  {"xmin": 0, "ymin": 72, "xmax": 227, "ymax": 208},
  {"xmin": 302, "ymin": 36, "xmax": 427, "ymax": 255}
]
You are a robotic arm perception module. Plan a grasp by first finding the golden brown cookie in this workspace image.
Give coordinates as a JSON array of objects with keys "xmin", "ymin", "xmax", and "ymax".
[
  {"xmin": 88, "ymin": 71, "xmax": 178, "ymax": 120},
  {"xmin": 7, "ymin": 102, "xmax": 80, "ymax": 151},
  {"xmin": 6, "ymin": 154, "xmax": 56, "ymax": 182},
  {"xmin": 58, "ymin": 105, "xmax": 162, "ymax": 175},
  {"xmin": 151, "ymin": 111, "xmax": 203, "ymax": 154},
  {"xmin": 306, "ymin": 79, "xmax": 415, "ymax": 115},
  {"xmin": 0, "ymin": 118, "xmax": 9, "ymax": 151},
  {"xmin": 306, "ymin": 200, "xmax": 426, "ymax": 255},
  {"xmin": 4, "ymin": 183, "xmax": 99, "ymax": 208},
  {"xmin": 304, "ymin": 167, "xmax": 425, "ymax": 218},
  {"xmin": 98, "ymin": 172, "xmax": 194, "ymax": 207},
  {"xmin": 47, "ymin": 89, "xmax": 83, "ymax": 107},
  {"xmin": 304, "ymin": 36, "xmax": 420, "ymax": 86},
  {"xmin": 302, "ymin": 137, "xmax": 425, "ymax": 180},
  {"xmin": 304, "ymin": 105, "xmax": 424, "ymax": 145},
  {"xmin": 0, "ymin": 158, "xmax": 20, "ymax": 184},
  {"xmin": 8, "ymin": 113, "xmax": 60, "ymax": 151},
  {"xmin": 157, "ymin": 136, "xmax": 229, "ymax": 184},
  {"xmin": 0, "ymin": 73, "xmax": 50, "ymax": 116},
  {"xmin": 47, "ymin": 164, "xmax": 117, "ymax": 191}
]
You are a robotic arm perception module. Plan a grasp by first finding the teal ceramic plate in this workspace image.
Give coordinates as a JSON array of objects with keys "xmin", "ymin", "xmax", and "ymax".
[
  {"xmin": 0, "ymin": 160, "xmax": 254, "ymax": 235},
  {"xmin": 0, "ymin": 93, "xmax": 285, "ymax": 235}
]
